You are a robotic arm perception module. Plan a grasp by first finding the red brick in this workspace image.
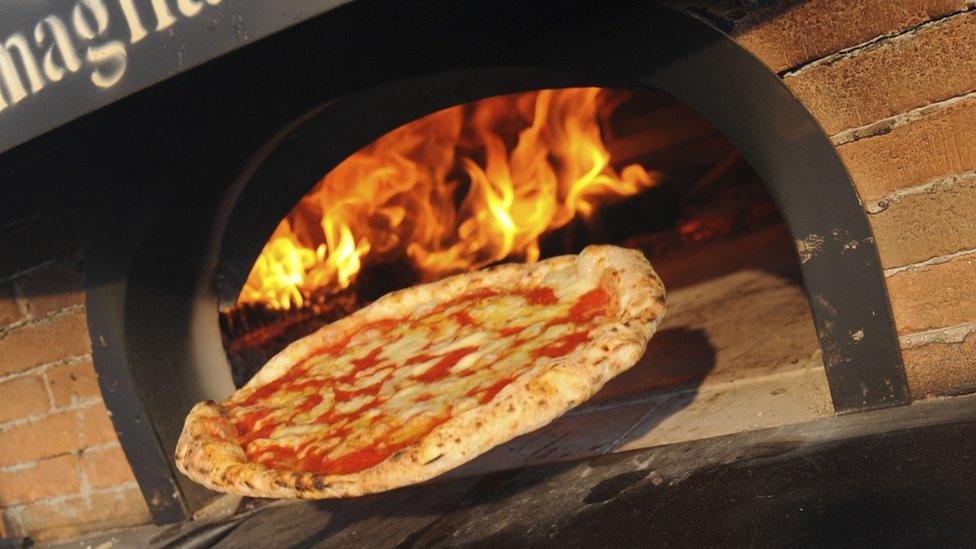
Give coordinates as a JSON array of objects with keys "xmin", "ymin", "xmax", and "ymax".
[
  {"xmin": 735, "ymin": 0, "xmax": 966, "ymax": 72},
  {"xmin": 0, "ymin": 412, "xmax": 81, "ymax": 467},
  {"xmin": 78, "ymin": 403, "xmax": 118, "ymax": 447},
  {"xmin": 46, "ymin": 359, "xmax": 101, "ymax": 408},
  {"xmin": 887, "ymin": 253, "xmax": 976, "ymax": 334},
  {"xmin": 786, "ymin": 11, "xmax": 976, "ymax": 134},
  {"xmin": 903, "ymin": 330, "xmax": 976, "ymax": 398},
  {"xmin": 0, "ymin": 455, "xmax": 80, "ymax": 506},
  {"xmin": 0, "ymin": 311, "xmax": 91, "ymax": 377},
  {"xmin": 18, "ymin": 486, "xmax": 150, "ymax": 542},
  {"xmin": 18, "ymin": 261, "xmax": 85, "ymax": 317},
  {"xmin": 0, "ymin": 375, "xmax": 50, "ymax": 424},
  {"xmin": 0, "ymin": 283, "xmax": 22, "ymax": 327},
  {"xmin": 868, "ymin": 174, "xmax": 976, "ymax": 269},
  {"xmin": 839, "ymin": 96, "xmax": 976, "ymax": 202},
  {"xmin": 81, "ymin": 447, "xmax": 136, "ymax": 489}
]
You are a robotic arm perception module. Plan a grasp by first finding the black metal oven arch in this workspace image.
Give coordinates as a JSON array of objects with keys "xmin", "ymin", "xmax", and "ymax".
[{"xmin": 87, "ymin": 2, "xmax": 908, "ymax": 523}]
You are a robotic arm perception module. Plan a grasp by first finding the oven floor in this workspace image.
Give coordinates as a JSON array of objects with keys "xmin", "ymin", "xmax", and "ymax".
[
  {"xmin": 53, "ymin": 393, "xmax": 976, "ymax": 547},
  {"xmin": 445, "ymin": 223, "xmax": 830, "ymax": 479}
]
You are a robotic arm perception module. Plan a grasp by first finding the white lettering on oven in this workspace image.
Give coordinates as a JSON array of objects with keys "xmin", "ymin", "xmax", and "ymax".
[
  {"xmin": 34, "ymin": 16, "xmax": 82, "ymax": 83},
  {"xmin": 74, "ymin": 0, "xmax": 127, "ymax": 88},
  {"xmin": 0, "ymin": 0, "xmax": 225, "ymax": 114},
  {"xmin": 0, "ymin": 33, "xmax": 45, "ymax": 108}
]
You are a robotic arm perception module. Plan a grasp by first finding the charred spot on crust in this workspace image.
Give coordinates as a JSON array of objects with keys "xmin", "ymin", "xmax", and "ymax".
[
  {"xmin": 508, "ymin": 404, "xmax": 515, "ymax": 412},
  {"xmin": 538, "ymin": 399, "xmax": 547, "ymax": 406},
  {"xmin": 389, "ymin": 450, "xmax": 404, "ymax": 461},
  {"xmin": 274, "ymin": 479, "xmax": 291, "ymax": 488},
  {"xmin": 423, "ymin": 453, "xmax": 445, "ymax": 465},
  {"xmin": 313, "ymin": 478, "xmax": 331, "ymax": 490},
  {"xmin": 244, "ymin": 480, "xmax": 255, "ymax": 489},
  {"xmin": 656, "ymin": 295, "xmax": 666, "ymax": 305}
]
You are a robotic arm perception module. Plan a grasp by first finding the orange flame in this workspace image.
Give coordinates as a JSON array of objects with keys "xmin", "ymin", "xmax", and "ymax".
[{"xmin": 240, "ymin": 88, "xmax": 659, "ymax": 310}]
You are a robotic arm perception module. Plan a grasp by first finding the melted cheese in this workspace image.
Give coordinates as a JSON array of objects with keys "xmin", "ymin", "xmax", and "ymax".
[{"xmin": 225, "ymin": 266, "xmax": 611, "ymax": 475}]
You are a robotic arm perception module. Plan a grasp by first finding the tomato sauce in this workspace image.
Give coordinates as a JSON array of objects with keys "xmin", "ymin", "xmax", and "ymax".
[
  {"xmin": 333, "ymin": 380, "xmax": 385, "ymax": 402},
  {"xmin": 532, "ymin": 330, "xmax": 592, "ymax": 359},
  {"xmin": 358, "ymin": 318, "xmax": 403, "ymax": 333},
  {"xmin": 235, "ymin": 409, "xmax": 271, "ymax": 440},
  {"xmin": 307, "ymin": 335, "xmax": 352, "ymax": 362},
  {"xmin": 333, "ymin": 347, "xmax": 385, "ymax": 385},
  {"xmin": 293, "ymin": 410, "xmax": 454, "ymax": 474},
  {"xmin": 567, "ymin": 288, "xmax": 610, "ymax": 323},
  {"xmin": 429, "ymin": 287, "xmax": 498, "ymax": 314},
  {"xmin": 469, "ymin": 376, "xmax": 516, "ymax": 404},
  {"xmin": 522, "ymin": 287, "xmax": 558, "ymax": 305},
  {"xmin": 240, "ymin": 421, "xmax": 277, "ymax": 447},
  {"xmin": 296, "ymin": 394, "xmax": 324, "ymax": 414},
  {"xmin": 238, "ymin": 367, "xmax": 308, "ymax": 407},
  {"xmin": 232, "ymin": 281, "xmax": 611, "ymax": 475},
  {"xmin": 317, "ymin": 446, "xmax": 390, "ymax": 475},
  {"xmin": 255, "ymin": 443, "xmax": 300, "ymax": 469},
  {"xmin": 499, "ymin": 326, "xmax": 525, "ymax": 337},
  {"xmin": 451, "ymin": 310, "xmax": 476, "ymax": 326},
  {"xmin": 414, "ymin": 346, "xmax": 480, "ymax": 382}
]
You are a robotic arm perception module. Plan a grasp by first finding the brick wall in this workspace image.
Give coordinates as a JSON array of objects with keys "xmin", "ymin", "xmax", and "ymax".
[
  {"xmin": 1, "ymin": 0, "xmax": 976, "ymax": 541},
  {"xmin": 0, "ymin": 215, "xmax": 149, "ymax": 541},
  {"xmin": 731, "ymin": 0, "xmax": 976, "ymax": 398}
]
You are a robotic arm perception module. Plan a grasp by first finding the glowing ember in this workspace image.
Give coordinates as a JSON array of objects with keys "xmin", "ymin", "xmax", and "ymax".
[{"xmin": 239, "ymin": 88, "xmax": 659, "ymax": 310}]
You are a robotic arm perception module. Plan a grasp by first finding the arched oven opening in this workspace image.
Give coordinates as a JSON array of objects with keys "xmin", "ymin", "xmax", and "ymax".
[
  {"xmin": 222, "ymin": 86, "xmax": 799, "ymax": 389},
  {"xmin": 85, "ymin": 4, "xmax": 908, "ymax": 522},
  {"xmin": 216, "ymin": 82, "xmax": 832, "ymax": 482}
]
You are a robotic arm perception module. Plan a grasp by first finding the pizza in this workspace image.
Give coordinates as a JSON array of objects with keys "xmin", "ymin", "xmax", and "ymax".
[{"xmin": 175, "ymin": 245, "xmax": 666, "ymax": 498}]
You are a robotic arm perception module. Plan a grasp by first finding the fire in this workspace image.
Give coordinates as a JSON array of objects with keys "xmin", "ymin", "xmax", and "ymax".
[{"xmin": 240, "ymin": 88, "xmax": 659, "ymax": 310}]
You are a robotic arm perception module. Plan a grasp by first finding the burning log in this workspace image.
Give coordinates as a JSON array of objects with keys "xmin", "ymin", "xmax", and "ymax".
[{"xmin": 221, "ymin": 289, "xmax": 360, "ymax": 386}]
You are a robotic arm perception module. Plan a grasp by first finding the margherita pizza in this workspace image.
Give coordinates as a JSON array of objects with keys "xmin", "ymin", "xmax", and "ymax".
[{"xmin": 175, "ymin": 245, "xmax": 666, "ymax": 498}]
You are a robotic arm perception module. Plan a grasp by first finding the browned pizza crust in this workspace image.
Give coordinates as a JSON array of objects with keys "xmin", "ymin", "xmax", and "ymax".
[{"xmin": 175, "ymin": 245, "xmax": 666, "ymax": 498}]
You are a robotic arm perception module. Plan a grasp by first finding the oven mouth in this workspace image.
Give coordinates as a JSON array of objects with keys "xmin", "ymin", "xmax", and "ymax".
[{"xmin": 218, "ymin": 85, "xmax": 786, "ymax": 390}]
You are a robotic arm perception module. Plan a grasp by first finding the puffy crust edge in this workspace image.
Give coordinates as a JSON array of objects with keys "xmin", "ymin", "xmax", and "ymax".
[{"xmin": 175, "ymin": 245, "xmax": 666, "ymax": 498}]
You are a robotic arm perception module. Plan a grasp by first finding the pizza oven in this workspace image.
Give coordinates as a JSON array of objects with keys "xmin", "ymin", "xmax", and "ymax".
[
  {"xmin": 14, "ymin": 0, "xmax": 976, "ymax": 542},
  {"xmin": 72, "ymin": 2, "xmax": 907, "ymax": 522}
]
